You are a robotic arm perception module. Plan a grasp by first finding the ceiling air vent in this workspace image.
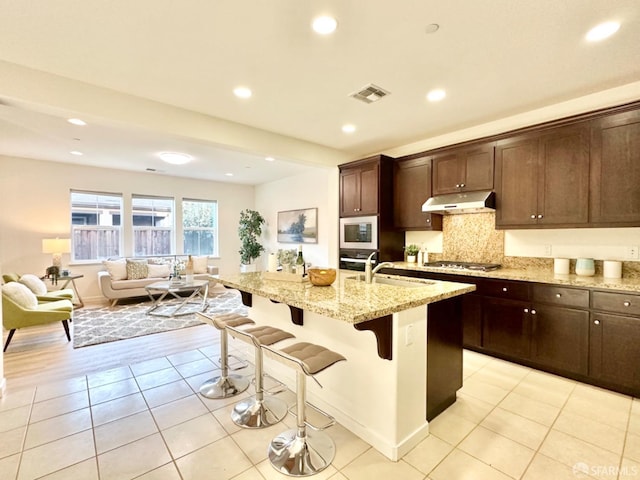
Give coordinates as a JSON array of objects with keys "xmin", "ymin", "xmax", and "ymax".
[{"xmin": 350, "ymin": 84, "xmax": 390, "ymax": 104}]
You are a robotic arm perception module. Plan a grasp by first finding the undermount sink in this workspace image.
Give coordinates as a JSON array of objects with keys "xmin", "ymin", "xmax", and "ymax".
[{"xmin": 347, "ymin": 274, "xmax": 434, "ymax": 288}]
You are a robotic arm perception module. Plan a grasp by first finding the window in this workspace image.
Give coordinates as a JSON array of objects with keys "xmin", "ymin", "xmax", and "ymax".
[
  {"xmin": 71, "ymin": 191, "xmax": 122, "ymax": 261},
  {"xmin": 132, "ymin": 195, "xmax": 174, "ymax": 256},
  {"xmin": 183, "ymin": 199, "xmax": 218, "ymax": 256}
]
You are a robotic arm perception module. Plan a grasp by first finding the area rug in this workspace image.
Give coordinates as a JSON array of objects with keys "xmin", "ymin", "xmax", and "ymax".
[{"xmin": 72, "ymin": 289, "xmax": 247, "ymax": 348}]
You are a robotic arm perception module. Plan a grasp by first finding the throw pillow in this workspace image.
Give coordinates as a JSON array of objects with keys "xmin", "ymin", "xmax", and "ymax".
[
  {"xmin": 19, "ymin": 274, "xmax": 48, "ymax": 295},
  {"xmin": 3, "ymin": 282, "xmax": 38, "ymax": 309},
  {"xmin": 147, "ymin": 263, "xmax": 171, "ymax": 278},
  {"xmin": 126, "ymin": 259, "xmax": 149, "ymax": 280},
  {"xmin": 103, "ymin": 259, "xmax": 127, "ymax": 280},
  {"xmin": 192, "ymin": 256, "xmax": 208, "ymax": 274}
]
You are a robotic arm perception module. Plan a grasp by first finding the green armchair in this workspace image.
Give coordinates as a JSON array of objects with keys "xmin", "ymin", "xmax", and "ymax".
[
  {"xmin": 2, "ymin": 273, "xmax": 75, "ymax": 303},
  {"xmin": 2, "ymin": 283, "xmax": 72, "ymax": 351}
]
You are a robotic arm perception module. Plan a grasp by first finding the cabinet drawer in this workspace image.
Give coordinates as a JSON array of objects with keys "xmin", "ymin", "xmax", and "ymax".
[
  {"xmin": 532, "ymin": 285, "xmax": 589, "ymax": 308},
  {"xmin": 592, "ymin": 291, "xmax": 640, "ymax": 316},
  {"xmin": 477, "ymin": 279, "xmax": 530, "ymax": 301}
]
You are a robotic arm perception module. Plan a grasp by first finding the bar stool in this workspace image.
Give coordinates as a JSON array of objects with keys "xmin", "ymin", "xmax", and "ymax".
[
  {"xmin": 262, "ymin": 342, "xmax": 346, "ymax": 477},
  {"xmin": 196, "ymin": 312, "xmax": 255, "ymax": 399},
  {"xmin": 226, "ymin": 324, "xmax": 295, "ymax": 428}
]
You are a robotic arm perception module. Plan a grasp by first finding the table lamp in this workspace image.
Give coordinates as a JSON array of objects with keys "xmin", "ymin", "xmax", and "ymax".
[{"xmin": 42, "ymin": 238, "xmax": 71, "ymax": 268}]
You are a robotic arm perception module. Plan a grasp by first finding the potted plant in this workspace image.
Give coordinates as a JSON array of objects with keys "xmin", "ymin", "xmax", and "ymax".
[
  {"xmin": 238, "ymin": 209, "xmax": 265, "ymax": 272},
  {"xmin": 405, "ymin": 244, "xmax": 420, "ymax": 262}
]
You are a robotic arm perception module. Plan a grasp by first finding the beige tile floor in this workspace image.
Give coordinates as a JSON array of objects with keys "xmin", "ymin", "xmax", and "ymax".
[{"xmin": 0, "ymin": 348, "xmax": 639, "ymax": 480}]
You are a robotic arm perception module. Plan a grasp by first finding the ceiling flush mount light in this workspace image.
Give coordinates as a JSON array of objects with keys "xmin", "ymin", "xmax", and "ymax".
[
  {"xmin": 342, "ymin": 124, "xmax": 356, "ymax": 134},
  {"xmin": 67, "ymin": 118, "xmax": 86, "ymax": 126},
  {"xmin": 425, "ymin": 23, "xmax": 440, "ymax": 34},
  {"xmin": 312, "ymin": 15, "xmax": 338, "ymax": 35},
  {"xmin": 586, "ymin": 21, "xmax": 620, "ymax": 42},
  {"xmin": 159, "ymin": 152, "xmax": 192, "ymax": 165},
  {"xmin": 233, "ymin": 86, "xmax": 252, "ymax": 98},
  {"xmin": 265, "ymin": 156, "xmax": 275, "ymax": 162},
  {"xmin": 70, "ymin": 150, "xmax": 83, "ymax": 156},
  {"xmin": 427, "ymin": 89, "xmax": 446, "ymax": 102}
]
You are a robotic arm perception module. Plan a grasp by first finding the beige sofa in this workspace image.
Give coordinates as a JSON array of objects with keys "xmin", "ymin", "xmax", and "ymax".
[{"xmin": 98, "ymin": 257, "xmax": 219, "ymax": 306}]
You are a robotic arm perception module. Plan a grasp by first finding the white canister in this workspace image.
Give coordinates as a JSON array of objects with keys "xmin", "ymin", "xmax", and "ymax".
[
  {"xmin": 603, "ymin": 260, "xmax": 622, "ymax": 279},
  {"xmin": 575, "ymin": 258, "xmax": 595, "ymax": 276},
  {"xmin": 553, "ymin": 258, "xmax": 570, "ymax": 275}
]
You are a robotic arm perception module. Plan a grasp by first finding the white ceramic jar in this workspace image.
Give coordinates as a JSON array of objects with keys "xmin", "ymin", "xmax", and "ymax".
[{"xmin": 575, "ymin": 258, "xmax": 595, "ymax": 276}]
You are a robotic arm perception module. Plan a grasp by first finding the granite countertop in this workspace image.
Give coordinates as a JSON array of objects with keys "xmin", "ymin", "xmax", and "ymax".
[
  {"xmin": 217, "ymin": 271, "xmax": 475, "ymax": 324},
  {"xmin": 388, "ymin": 262, "xmax": 640, "ymax": 293}
]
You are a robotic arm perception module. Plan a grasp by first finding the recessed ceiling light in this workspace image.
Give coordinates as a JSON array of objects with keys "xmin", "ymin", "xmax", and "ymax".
[
  {"xmin": 265, "ymin": 156, "xmax": 275, "ymax": 162},
  {"xmin": 233, "ymin": 86, "xmax": 252, "ymax": 98},
  {"xmin": 427, "ymin": 89, "xmax": 446, "ymax": 102},
  {"xmin": 312, "ymin": 15, "xmax": 338, "ymax": 35},
  {"xmin": 586, "ymin": 21, "xmax": 620, "ymax": 42},
  {"xmin": 342, "ymin": 124, "xmax": 356, "ymax": 134},
  {"xmin": 159, "ymin": 152, "xmax": 192, "ymax": 165},
  {"xmin": 67, "ymin": 118, "xmax": 86, "ymax": 126},
  {"xmin": 70, "ymin": 150, "xmax": 83, "ymax": 156},
  {"xmin": 225, "ymin": 172, "xmax": 234, "ymax": 176}
]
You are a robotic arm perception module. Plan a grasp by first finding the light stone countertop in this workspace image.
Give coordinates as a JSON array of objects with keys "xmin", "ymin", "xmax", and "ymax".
[
  {"xmin": 388, "ymin": 262, "xmax": 640, "ymax": 293},
  {"xmin": 217, "ymin": 271, "xmax": 475, "ymax": 324}
]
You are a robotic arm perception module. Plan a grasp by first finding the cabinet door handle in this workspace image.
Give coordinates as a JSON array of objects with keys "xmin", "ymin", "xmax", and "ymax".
[
  {"xmin": 524, "ymin": 308, "xmax": 529, "ymax": 313},
  {"xmin": 537, "ymin": 214, "xmax": 543, "ymax": 219},
  {"xmin": 555, "ymin": 293, "xmax": 562, "ymax": 298},
  {"xmin": 456, "ymin": 183, "xmax": 460, "ymax": 188},
  {"xmin": 594, "ymin": 320, "xmax": 600, "ymax": 325},
  {"xmin": 426, "ymin": 218, "xmax": 430, "ymax": 223},
  {"xmin": 502, "ymin": 287, "xmax": 508, "ymax": 292},
  {"xmin": 531, "ymin": 309, "xmax": 536, "ymax": 315},
  {"xmin": 460, "ymin": 183, "xmax": 465, "ymax": 188},
  {"xmin": 624, "ymin": 301, "xmax": 631, "ymax": 307},
  {"xmin": 530, "ymin": 214, "xmax": 536, "ymax": 219}
]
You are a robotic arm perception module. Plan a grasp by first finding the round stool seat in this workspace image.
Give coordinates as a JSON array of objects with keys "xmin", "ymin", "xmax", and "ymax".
[
  {"xmin": 197, "ymin": 312, "xmax": 255, "ymax": 399},
  {"xmin": 227, "ymin": 324, "xmax": 295, "ymax": 428}
]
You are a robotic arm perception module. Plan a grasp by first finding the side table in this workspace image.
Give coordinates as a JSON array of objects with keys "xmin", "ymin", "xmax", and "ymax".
[{"xmin": 50, "ymin": 274, "xmax": 84, "ymax": 308}]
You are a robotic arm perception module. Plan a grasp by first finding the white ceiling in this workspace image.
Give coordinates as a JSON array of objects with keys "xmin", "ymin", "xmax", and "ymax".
[{"xmin": 0, "ymin": 0, "xmax": 639, "ymax": 184}]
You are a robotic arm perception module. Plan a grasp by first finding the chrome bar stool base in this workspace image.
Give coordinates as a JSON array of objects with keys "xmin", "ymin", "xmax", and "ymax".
[
  {"xmin": 231, "ymin": 395, "xmax": 288, "ymax": 428},
  {"xmin": 199, "ymin": 374, "xmax": 250, "ymax": 399},
  {"xmin": 269, "ymin": 428, "xmax": 336, "ymax": 476}
]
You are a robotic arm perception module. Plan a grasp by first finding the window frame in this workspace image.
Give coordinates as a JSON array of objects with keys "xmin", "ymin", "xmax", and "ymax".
[{"xmin": 182, "ymin": 198, "xmax": 219, "ymax": 257}]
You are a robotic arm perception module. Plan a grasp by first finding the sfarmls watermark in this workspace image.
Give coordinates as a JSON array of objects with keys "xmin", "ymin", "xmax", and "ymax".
[{"xmin": 573, "ymin": 462, "xmax": 638, "ymax": 476}]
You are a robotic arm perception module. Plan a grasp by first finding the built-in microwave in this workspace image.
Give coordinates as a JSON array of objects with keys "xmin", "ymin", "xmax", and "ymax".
[{"xmin": 339, "ymin": 215, "xmax": 378, "ymax": 250}]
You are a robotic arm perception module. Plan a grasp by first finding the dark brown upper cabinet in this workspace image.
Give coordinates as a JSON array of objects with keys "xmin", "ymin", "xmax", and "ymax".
[
  {"xmin": 495, "ymin": 123, "xmax": 590, "ymax": 228},
  {"xmin": 393, "ymin": 156, "xmax": 442, "ymax": 231},
  {"xmin": 339, "ymin": 160, "xmax": 380, "ymax": 217},
  {"xmin": 432, "ymin": 142, "xmax": 495, "ymax": 195},
  {"xmin": 589, "ymin": 109, "xmax": 640, "ymax": 226}
]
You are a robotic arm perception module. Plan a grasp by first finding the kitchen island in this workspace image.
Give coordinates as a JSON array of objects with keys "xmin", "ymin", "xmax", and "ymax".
[{"xmin": 216, "ymin": 270, "xmax": 475, "ymax": 461}]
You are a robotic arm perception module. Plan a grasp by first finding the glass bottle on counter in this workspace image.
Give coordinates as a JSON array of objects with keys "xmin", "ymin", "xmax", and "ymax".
[
  {"xmin": 186, "ymin": 255, "xmax": 194, "ymax": 283},
  {"xmin": 296, "ymin": 245, "xmax": 306, "ymax": 276}
]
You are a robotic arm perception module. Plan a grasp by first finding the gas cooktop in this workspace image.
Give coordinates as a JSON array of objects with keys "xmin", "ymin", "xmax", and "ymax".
[{"xmin": 423, "ymin": 261, "xmax": 502, "ymax": 272}]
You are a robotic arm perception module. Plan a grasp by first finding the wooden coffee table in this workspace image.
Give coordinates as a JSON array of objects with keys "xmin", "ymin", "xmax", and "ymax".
[{"xmin": 145, "ymin": 279, "xmax": 210, "ymax": 317}]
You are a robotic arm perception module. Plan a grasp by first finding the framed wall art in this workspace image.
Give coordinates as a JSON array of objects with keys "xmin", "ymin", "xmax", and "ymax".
[{"xmin": 277, "ymin": 207, "xmax": 318, "ymax": 244}]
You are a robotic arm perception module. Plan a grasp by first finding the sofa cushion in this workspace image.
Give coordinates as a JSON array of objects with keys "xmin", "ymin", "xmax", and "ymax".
[
  {"xmin": 19, "ymin": 274, "xmax": 48, "ymax": 295},
  {"xmin": 111, "ymin": 278, "xmax": 157, "ymax": 290},
  {"xmin": 104, "ymin": 259, "xmax": 127, "ymax": 280},
  {"xmin": 126, "ymin": 259, "xmax": 148, "ymax": 279},
  {"xmin": 3, "ymin": 282, "xmax": 38, "ymax": 309},
  {"xmin": 147, "ymin": 263, "xmax": 170, "ymax": 278},
  {"xmin": 192, "ymin": 256, "xmax": 209, "ymax": 274}
]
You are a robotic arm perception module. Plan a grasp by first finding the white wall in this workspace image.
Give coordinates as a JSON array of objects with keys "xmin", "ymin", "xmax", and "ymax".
[
  {"xmin": 254, "ymin": 167, "xmax": 339, "ymax": 270},
  {"xmin": 0, "ymin": 155, "xmax": 256, "ymax": 302}
]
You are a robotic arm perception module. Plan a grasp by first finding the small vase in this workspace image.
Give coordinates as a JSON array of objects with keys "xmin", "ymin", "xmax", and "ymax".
[
  {"xmin": 575, "ymin": 258, "xmax": 595, "ymax": 276},
  {"xmin": 407, "ymin": 255, "xmax": 416, "ymax": 263}
]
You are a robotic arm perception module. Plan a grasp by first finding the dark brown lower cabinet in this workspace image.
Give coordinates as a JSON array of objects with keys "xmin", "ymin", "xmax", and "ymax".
[
  {"xmin": 590, "ymin": 312, "xmax": 640, "ymax": 389},
  {"xmin": 482, "ymin": 297, "xmax": 531, "ymax": 359},
  {"xmin": 530, "ymin": 305, "xmax": 589, "ymax": 376},
  {"xmin": 462, "ymin": 294, "xmax": 482, "ymax": 348}
]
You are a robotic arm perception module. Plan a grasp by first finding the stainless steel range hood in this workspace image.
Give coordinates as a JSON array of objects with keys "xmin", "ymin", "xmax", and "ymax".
[{"xmin": 422, "ymin": 190, "xmax": 495, "ymax": 214}]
